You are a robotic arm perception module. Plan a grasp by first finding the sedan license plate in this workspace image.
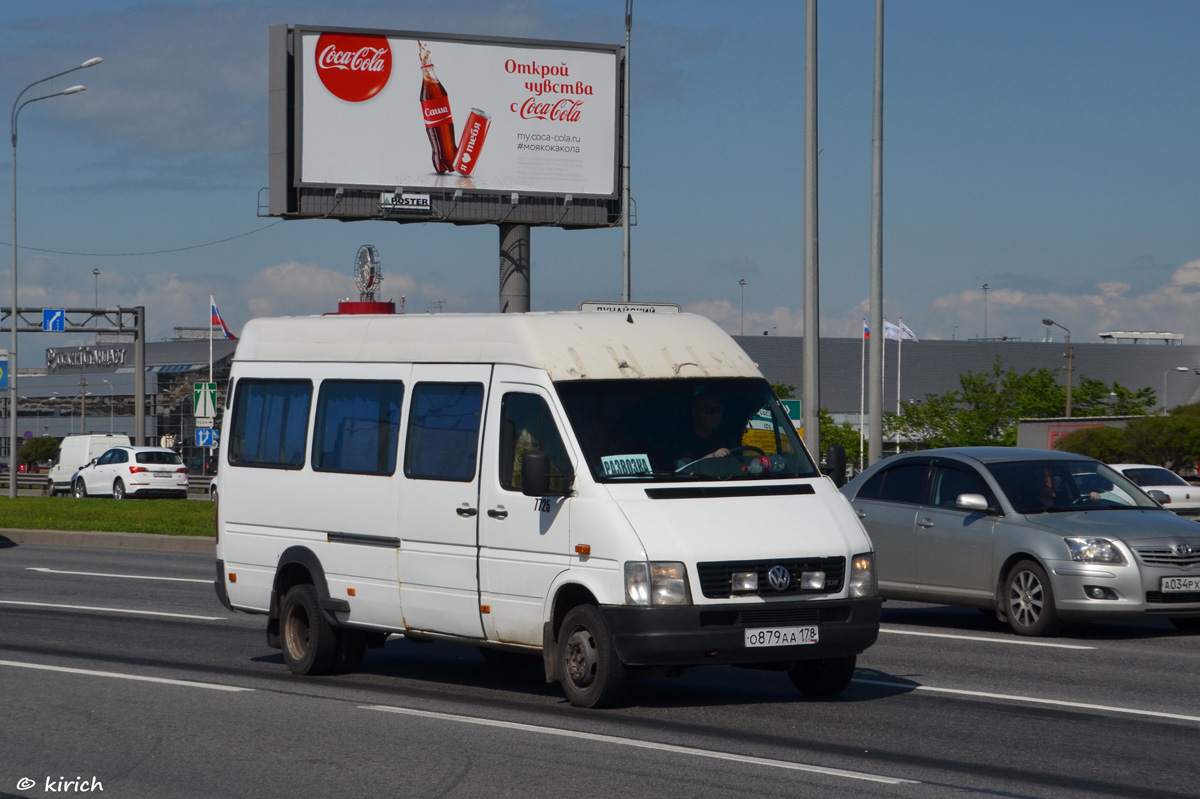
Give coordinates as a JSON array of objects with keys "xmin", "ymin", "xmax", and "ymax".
[
  {"xmin": 744, "ymin": 626, "xmax": 819, "ymax": 648},
  {"xmin": 1161, "ymin": 576, "xmax": 1200, "ymax": 593},
  {"xmin": 153, "ymin": 471, "xmax": 173, "ymax": 479}
]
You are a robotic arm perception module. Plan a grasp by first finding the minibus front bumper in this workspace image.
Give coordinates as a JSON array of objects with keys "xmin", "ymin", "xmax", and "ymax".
[{"xmin": 598, "ymin": 596, "xmax": 882, "ymax": 667}]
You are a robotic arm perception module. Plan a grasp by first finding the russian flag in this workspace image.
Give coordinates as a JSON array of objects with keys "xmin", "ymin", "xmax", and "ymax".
[
  {"xmin": 210, "ymin": 294, "xmax": 237, "ymax": 340},
  {"xmin": 863, "ymin": 323, "xmax": 870, "ymax": 339}
]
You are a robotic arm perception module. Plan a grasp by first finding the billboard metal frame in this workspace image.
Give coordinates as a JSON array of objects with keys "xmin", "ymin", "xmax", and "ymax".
[{"xmin": 268, "ymin": 24, "xmax": 626, "ymax": 229}]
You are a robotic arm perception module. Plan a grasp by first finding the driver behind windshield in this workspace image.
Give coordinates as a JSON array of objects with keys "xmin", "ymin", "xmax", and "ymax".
[{"xmin": 675, "ymin": 387, "xmax": 733, "ymax": 469}]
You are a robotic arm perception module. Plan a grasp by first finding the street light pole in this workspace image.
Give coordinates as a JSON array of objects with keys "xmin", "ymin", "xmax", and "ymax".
[
  {"xmin": 103, "ymin": 379, "xmax": 114, "ymax": 432},
  {"xmin": 1042, "ymin": 318, "xmax": 1073, "ymax": 417},
  {"xmin": 738, "ymin": 279, "xmax": 747, "ymax": 336},
  {"xmin": 8, "ymin": 56, "xmax": 101, "ymax": 498},
  {"xmin": 1162, "ymin": 367, "xmax": 1188, "ymax": 413},
  {"xmin": 981, "ymin": 283, "xmax": 991, "ymax": 339}
]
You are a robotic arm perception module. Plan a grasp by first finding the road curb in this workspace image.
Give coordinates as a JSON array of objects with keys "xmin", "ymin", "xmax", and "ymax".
[{"xmin": 0, "ymin": 528, "xmax": 215, "ymax": 554}]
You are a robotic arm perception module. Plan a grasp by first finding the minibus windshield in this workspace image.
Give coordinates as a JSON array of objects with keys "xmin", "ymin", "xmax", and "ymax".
[{"xmin": 555, "ymin": 378, "xmax": 819, "ymax": 482}]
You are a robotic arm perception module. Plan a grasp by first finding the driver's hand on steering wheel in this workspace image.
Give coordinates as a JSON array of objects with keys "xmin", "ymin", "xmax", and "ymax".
[{"xmin": 706, "ymin": 447, "xmax": 731, "ymax": 459}]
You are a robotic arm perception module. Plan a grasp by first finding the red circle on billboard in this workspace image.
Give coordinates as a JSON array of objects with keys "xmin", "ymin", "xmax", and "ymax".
[{"xmin": 314, "ymin": 33, "xmax": 392, "ymax": 103}]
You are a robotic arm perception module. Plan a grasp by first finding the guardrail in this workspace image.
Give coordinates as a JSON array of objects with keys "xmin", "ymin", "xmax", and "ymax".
[{"xmin": 0, "ymin": 474, "xmax": 215, "ymax": 494}]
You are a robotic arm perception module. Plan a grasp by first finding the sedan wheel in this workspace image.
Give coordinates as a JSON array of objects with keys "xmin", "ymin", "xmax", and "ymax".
[
  {"xmin": 113, "ymin": 479, "xmax": 126, "ymax": 500},
  {"xmin": 1004, "ymin": 560, "xmax": 1062, "ymax": 636},
  {"xmin": 74, "ymin": 479, "xmax": 87, "ymax": 499}
]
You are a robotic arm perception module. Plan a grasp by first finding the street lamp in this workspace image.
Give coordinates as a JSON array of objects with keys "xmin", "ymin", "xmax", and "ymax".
[
  {"xmin": 92, "ymin": 268, "xmax": 101, "ymax": 307},
  {"xmin": 9, "ymin": 56, "xmax": 102, "ymax": 498},
  {"xmin": 1042, "ymin": 318, "xmax": 1074, "ymax": 417},
  {"xmin": 1162, "ymin": 367, "xmax": 1188, "ymax": 413},
  {"xmin": 738, "ymin": 279, "xmax": 747, "ymax": 336},
  {"xmin": 102, "ymin": 378, "xmax": 114, "ymax": 432}
]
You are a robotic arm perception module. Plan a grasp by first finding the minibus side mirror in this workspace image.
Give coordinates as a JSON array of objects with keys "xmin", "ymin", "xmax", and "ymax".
[
  {"xmin": 521, "ymin": 451, "xmax": 573, "ymax": 497},
  {"xmin": 825, "ymin": 444, "xmax": 847, "ymax": 488}
]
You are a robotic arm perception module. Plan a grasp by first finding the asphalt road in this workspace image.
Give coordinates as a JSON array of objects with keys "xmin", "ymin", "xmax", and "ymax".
[{"xmin": 1, "ymin": 538, "xmax": 1198, "ymax": 799}]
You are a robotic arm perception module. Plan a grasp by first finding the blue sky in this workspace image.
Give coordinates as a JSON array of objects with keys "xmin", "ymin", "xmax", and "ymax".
[{"xmin": 2, "ymin": 0, "xmax": 1198, "ymax": 364}]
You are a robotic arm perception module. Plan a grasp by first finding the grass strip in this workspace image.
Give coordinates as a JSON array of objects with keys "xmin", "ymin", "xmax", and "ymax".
[{"xmin": 0, "ymin": 497, "xmax": 214, "ymax": 537}]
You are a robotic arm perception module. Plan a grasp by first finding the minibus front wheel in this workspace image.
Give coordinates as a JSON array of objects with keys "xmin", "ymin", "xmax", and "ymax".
[{"xmin": 558, "ymin": 605, "xmax": 627, "ymax": 708}]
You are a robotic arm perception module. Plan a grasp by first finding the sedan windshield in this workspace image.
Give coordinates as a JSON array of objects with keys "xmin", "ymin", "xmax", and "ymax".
[
  {"xmin": 1119, "ymin": 466, "xmax": 1189, "ymax": 488},
  {"xmin": 988, "ymin": 459, "xmax": 1161, "ymax": 514},
  {"xmin": 554, "ymin": 378, "xmax": 818, "ymax": 482}
]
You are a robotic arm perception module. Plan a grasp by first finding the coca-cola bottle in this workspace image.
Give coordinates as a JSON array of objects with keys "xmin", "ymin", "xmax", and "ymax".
[{"xmin": 418, "ymin": 41, "xmax": 456, "ymax": 173}]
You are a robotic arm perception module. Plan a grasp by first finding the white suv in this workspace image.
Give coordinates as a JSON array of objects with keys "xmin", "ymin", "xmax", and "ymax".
[{"xmin": 72, "ymin": 446, "xmax": 189, "ymax": 500}]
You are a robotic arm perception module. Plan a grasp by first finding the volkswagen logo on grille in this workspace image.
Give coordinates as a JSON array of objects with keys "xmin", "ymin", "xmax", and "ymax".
[{"xmin": 767, "ymin": 565, "xmax": 792, "ymax": 592}]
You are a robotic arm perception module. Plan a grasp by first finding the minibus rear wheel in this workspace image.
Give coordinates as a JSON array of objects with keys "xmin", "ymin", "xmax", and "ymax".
[
  {"xmin": 558, "ymin": 605, "xmax": 627, "ymax": 708},
  {"xmin": 281, "ymin": 584, "xmax": 337, "ymax": 675}
]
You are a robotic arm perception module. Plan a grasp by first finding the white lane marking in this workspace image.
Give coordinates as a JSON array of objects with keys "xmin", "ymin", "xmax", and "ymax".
[
  {"xmin": 853, "ymin": 678, "xmax": 1200, "ymax": 723},
  {"xmin": 880, "ymin": 627, "xmax": 1095, "ymax": 649},
  {"xmin": 28, "ymin": 567, "xmax": 210, "ymax": 584},
  {"xmin": 0, "ymin": 600, "xmax": 225, "ymax": 620},
  {"xmin": 0, "ymin": 659, "xmax": 252, "ymax": 692},
  {"xmin": 361, "ymin": 704, "xmax": 918, "ymax": 785}
]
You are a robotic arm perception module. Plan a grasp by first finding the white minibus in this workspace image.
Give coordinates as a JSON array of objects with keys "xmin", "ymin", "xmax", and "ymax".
[{"xmin": 214, "ymin": 311, "xmax": 879, "ymax": 707}]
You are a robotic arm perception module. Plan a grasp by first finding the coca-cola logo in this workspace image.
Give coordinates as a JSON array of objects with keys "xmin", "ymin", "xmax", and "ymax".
[{"xmin": 315, "ymin": 33, "xmax": 392, "ymax": 103}]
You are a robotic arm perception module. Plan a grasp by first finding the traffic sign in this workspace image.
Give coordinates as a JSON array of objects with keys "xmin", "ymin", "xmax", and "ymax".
[
  {"xmin": 196, "ymin": 428, "xmax": 219, "ymax": 448},
  {"xmin": 42, "ymin": 309, "xmax": 65, "ymax": 332},
  {"xmin": 194, "ymin": 382, "xmax": 218, "ymax": 418}
]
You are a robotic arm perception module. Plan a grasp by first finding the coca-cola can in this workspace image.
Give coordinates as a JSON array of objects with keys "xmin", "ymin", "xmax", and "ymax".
[{"xmin": 453, "ymin": 108, "xmax": 491, "ymax": 176}]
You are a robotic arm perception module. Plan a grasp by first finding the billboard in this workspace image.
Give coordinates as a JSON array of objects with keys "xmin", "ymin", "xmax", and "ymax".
[{"xmin": 292, "ymin": 26, "xmax": 620, "ymax": 201}]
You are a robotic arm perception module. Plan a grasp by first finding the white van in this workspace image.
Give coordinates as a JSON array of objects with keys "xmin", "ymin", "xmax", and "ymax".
[
  {"xmin": 213, "ymin": 312, "xmax": 879, "ymax": 707},
  {"xmin": 48, "ymin": 433, "xmax": 132, "ymax": 496}
]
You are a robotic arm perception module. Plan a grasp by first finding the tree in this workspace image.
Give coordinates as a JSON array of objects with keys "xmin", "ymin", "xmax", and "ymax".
[
  {"xmin": 1073, "ymin": 378, "xmax": 1156, "ymax": 417},
  {"xmin": 1053, "ymin": 425, "xmax": 1127, "ymax": 462},
  {"xmin": 770, "ymin": 382, "xmax": 867, "ymax": 464},
  {"xmin": 885, "ymin": 356, "xmax": 1157, "ymax": 449},
  {"xmin": 819, "ymin": 407, "xmax": 865, "ymax": 466},
  {"xmin": 19, "ymin": 436, "xmax": 60, "ymax": 467},
  {"xmin": 1122, "ymin": 406, "xmax": 1200, "ymax": 472}
]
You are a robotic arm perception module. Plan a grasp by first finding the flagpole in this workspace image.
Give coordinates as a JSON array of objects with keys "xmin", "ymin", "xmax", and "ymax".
[
  {"xmin": 860, "ymin": 321, "xmax": 866, "ymax": 470},
  {"xmin": 896, "ymin": 316, "xmax": 903, "ymax": 416},
  {"xmin": 209, "ymin": 293, "xmax": 214, "ymax": 385}
]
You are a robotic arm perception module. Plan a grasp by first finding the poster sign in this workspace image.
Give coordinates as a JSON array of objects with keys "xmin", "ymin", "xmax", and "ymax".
[
  {"xmin": 296, "ymin": 28, "xmax": 620, "ymax": 197},
  {"xmin": 0, "ymin": 348, "xmax": 7, "ymax": 390}
]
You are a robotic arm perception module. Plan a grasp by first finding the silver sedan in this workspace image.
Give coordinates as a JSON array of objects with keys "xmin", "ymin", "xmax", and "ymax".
[{"xmin": 841, "ymin": 447, "xmax": 1200, "ymax": 636}]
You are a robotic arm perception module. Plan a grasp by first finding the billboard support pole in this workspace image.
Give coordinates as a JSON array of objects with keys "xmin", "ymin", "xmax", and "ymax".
[
  {"xmin": 621, "ymin": 1, "xmax": 633, "ymax": 302},
  {"xmin": 499, "ymin": 224, "xmax": 530, "ymax": 314},
  {"xmin": 801, "ymin": 0, "xmax": 820, "ymax": 460}
]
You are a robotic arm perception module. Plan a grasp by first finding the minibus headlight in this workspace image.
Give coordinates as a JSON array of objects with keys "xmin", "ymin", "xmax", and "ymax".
[
  {"xmin": 848, "ymin": 553, "xmax": 876, "ymax": 599},
  {"xmin": 625, "ymin": 561, "xmax": 692, "ymax": 606}
]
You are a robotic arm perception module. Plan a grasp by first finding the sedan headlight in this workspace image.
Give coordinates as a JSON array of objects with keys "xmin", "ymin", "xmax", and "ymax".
[
  {"xmin": 625, "ymin": 561, "xmax": 692, "ymax": 606},
  {"xmin": 1064, "ymin": 537, "xmax": 1125, "ymax": 564},
  {"xmin": 847, "ymin": 552, "xmax": 876, "ymax": 598}
]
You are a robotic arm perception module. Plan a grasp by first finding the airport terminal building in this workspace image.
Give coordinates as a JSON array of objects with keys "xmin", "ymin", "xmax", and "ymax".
[{"xmin": 4, "ymin": 321, "xmax": 1198, "ymax": 468}]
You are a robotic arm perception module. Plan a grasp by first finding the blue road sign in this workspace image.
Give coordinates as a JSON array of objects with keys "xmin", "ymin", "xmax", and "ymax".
[
  {"xmin": 196, "ymin": 428, "xmax": 219, "ymax": 448},
  {"xmin": 43, "ymin": 309, "xmax": 65, "ymax": 332}
]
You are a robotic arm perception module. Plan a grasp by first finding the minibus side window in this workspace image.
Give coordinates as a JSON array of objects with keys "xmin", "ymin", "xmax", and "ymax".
[
  {"xmin": 312, "ymin": 380, "xmax": 405, "ymax": 476},
  {"xmin": 404, "ymin": 383, "xmax": 484, "ymax": 482},
  {"xmin": 228, "ymin": 379, "xmax": 312, "ymax": 469},
  {"xmin": 499, "ymin": 393, "xmax": 571, "ymax": 493}
]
